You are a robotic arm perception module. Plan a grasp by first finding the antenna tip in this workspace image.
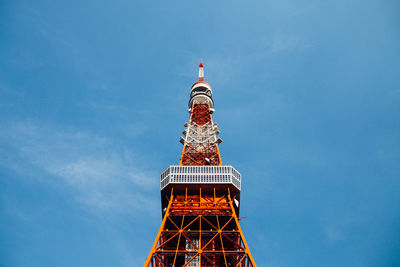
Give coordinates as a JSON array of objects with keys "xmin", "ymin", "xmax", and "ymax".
[{"xmin": 199, "ymin": 58, "xmax": 204, "ymax": 68}]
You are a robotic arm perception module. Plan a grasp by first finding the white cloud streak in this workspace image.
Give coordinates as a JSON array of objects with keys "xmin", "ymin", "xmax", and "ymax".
[
  {"xmin": 0, "ymin": 120, "xmax": 158, "ymax": 216},
  {"xmin": 268, "ymin": 35, "xmax": 303, "ymax": 54}
]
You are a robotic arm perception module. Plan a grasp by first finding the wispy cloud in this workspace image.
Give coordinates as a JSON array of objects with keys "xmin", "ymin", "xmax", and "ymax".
[
  {"xmin": 323, "ymin": 225, "xmax": 346, "ymax": 242},
  {"xmin": 0, "ymin": 120, "xmax": 158, "ymax": 216},
  {"xmin": 267, "ymin": 35, "xmax": 313, "ymax": 55},
  {"xmin": 20, "ymin": 5, "xmax": 73, "ymax": 49},
  {"xmin": 176, "ymin": 33, "xmax": 313, "ymax": 87}
]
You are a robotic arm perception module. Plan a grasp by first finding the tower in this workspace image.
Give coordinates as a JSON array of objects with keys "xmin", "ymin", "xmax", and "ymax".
[{"xmin": 144, "ymin": 60, "xmax": 256, "ymax": 267}]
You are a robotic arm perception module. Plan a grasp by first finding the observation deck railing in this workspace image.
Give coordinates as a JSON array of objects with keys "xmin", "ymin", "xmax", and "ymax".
[{"xmin": 160, "ymin": 165, "xmax": 241, "ymax": 191}]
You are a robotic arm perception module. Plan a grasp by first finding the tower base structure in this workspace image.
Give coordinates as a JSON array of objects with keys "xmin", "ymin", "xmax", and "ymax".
[{"xmin": 144, "ymin": 186, "xmax": 256, "ymax": 267}]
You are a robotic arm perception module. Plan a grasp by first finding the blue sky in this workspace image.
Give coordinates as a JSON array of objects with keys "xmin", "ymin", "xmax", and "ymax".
[{"xmin": 1, "ymin": 0, "xmax": 399, "ymax": 266}]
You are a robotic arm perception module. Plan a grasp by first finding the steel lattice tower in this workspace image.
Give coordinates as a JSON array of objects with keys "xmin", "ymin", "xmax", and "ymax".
[{"xmin": 144, "ymin": 60, "xmax": 256, "ymax": 267}]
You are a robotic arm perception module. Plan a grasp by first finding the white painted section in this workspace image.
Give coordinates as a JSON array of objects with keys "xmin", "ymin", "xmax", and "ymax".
[
  {"xmin": 198, "ymin": 67, "xmax": 204, "ymax": 79},
  {"xmin": 160, "ymin": 165, "xmax": 242, "ymax": 191},
  {"xmin": 191, "ymin": 95, "xmax": 213, "ymax": 106},
  {"xmin": 181, "ymin": 120, "xmax": 220, "ymax": 148}
]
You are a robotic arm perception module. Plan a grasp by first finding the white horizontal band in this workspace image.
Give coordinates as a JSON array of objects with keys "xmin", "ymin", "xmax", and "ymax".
[{"xmin": 160, "ymin": 165, "xmax": 241, "ymax": 191}]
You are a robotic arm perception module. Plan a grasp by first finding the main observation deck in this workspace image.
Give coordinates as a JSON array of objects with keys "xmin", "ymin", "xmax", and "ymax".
[
  {"xmin": 161, "ymin": 165, "xmax": 241, "ymax": 191},
  {"xmin": 160, "ymin": 165, "xmax": 242, "ymax": 213}
]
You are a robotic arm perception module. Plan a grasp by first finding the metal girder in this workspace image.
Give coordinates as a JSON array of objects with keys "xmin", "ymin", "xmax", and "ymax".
[
  {"xmin": 179, "ymin": 103, "xmax": 222, "ymax": 166},
  {"xmin": 144, "ymin": 189, "xmax": 256, "ymax": 267}
]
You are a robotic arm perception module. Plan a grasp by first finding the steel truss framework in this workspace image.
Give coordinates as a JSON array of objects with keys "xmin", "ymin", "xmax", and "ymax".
[
  {"xmin": 144, "ymin": 188, "xmax": 256, "ymax": 267},
  {"xmin": 180, "ymin": 104, "xmax": 222, "ymax": 166}
]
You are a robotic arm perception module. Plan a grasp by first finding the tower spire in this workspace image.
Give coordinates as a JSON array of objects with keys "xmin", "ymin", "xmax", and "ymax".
[{"xmin": 198, "ymin": 58, "xmax": 204, "ymax": 81}]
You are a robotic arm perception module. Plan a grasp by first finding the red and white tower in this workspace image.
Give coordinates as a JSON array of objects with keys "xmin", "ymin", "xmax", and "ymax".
[{"xmin": 145, "ymin": 60, "xmax": 256, "ymax": 267}]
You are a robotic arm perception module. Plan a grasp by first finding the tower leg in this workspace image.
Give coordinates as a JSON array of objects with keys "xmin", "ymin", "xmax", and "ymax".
[
  {"xmin": 144, "ymin": 191, "xmax": 174, "ymax": 267},
  {"xmin": 144, "ymin": 188, "xmax": 256, "ymax": 267}
]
